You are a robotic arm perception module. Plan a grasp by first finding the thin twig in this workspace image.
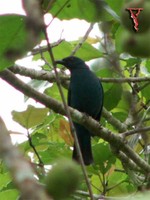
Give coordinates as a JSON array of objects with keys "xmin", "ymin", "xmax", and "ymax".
[
  {"xmin": 47, "ymin": 0, "xmax": 70, "ymax": 27},
  {"xmin": 71, "ymin": 23, "xmax": 94, "ymax": 56},
  {"xmin": 100, "ymin": 76, "xmax": 150, "ymax": 83},
  {"xmin": 138, "ymin": 81, "xmax": 150, "ymax": 91},
  {"xmin": 26, "ymin": 130, "xmax": 44, "ymax": 166},
  {"xmin": 30, "ymin": 39, "xmax": 64, "ymax": 56},
  {"xmin": 43, "ymin": 29, "xmax": 94, "ymax": 199},
  {"xmin": 121, "ymin": 126, "xmax": 150, "ymax": 138}
]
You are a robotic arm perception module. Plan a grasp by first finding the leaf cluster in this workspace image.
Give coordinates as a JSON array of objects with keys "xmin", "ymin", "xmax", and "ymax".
[{"xmin": 1, "ymin": 0, "xmax": 150, "ymax": 199}]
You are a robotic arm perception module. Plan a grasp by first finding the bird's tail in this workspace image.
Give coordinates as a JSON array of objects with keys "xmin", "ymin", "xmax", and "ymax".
[{"xmin": 72, "ymin": 124, "xmax": 93, "ymax": 165}]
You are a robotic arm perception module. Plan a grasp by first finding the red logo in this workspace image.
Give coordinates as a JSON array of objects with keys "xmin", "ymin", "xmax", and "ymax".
[{"xmin": 127, "ymin": 8, "xmax": 143, "ymax": 31}]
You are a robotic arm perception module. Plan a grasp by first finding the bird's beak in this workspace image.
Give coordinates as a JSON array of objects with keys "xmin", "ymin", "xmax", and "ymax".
[{"xmin": 55, "ymin": 60, "xmax": 65, "ymax": 65}]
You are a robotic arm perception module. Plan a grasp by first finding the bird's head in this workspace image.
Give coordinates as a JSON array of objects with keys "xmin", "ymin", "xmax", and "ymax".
[{"xmin": 55, "ymin": 56, "xmax": 87, "ymax": 71}]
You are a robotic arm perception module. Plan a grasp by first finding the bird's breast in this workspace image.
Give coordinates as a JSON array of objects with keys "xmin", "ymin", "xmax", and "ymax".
[{"xmin": 69, "ymin": 70, "xmax": 103, "ymax": 117}]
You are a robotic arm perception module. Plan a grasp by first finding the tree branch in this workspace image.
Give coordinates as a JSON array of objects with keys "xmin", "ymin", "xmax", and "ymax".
[
  {"xmin": 30, "ymin": 39, "xmax": 64, "ymax": 56},
  {"xmin": 1, "ymin": 69, "xmax": 150, "ymax": 174},
  {"xmin": 110, "ymin": 145, "xmax": 141, "ymax": 172},
  {"xmin": 9, "ymin": 65, "xmax": 69, "ymax": 83},
  {"xmin": 102, "ymin": 107, "xmax": 127, "ymax": 132},
  {"xmin": 9, "ymin": 66, "xmax": 144, "ymax": 134},
  {"xmin": 10, "ymin": 65, "xmax": 150, "ymax": 83},
  {"xmin": 9, "ymin": 66, "xmax": 130, "ymax": 133},
  {"xmin": 100, "ymin": 76, "xmax": 150, "ymax": 83},
  {"xmin": 121, "ymin": 126, "xmax": 150, "ymax": 138},
  {"xmin": 71, "ymin": 23, "xmax": 94, "ymax": 56}
]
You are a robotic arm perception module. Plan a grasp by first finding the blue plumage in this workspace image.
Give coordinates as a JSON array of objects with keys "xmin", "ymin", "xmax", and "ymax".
[{"xmin": 56, "ymin": 56, "xmax": 103, "ymax": 165}]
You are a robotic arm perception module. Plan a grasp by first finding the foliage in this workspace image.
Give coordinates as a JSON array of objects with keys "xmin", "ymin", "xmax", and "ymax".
[{"xmin": 0, "ymin": 0, "xmax": 150, "ymax": 199}]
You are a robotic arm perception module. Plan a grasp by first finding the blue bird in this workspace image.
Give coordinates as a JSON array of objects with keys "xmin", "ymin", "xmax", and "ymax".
[{"xmin": 56, "ymin": 56, "xmax": 103, "ymax": 165}]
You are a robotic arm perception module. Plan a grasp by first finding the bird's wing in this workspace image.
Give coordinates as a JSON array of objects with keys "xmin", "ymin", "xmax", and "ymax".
[
  {"xmin": 68, "ymin": 86, "xmax": 71, "ymax": 106},
  {"xmin": 95, "ymin": 80, "xmax": 104, "ymax": 121}
]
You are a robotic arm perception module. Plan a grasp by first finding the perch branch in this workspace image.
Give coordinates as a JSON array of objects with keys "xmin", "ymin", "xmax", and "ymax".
[
  {"xmin": 10, "ymin": 66, "xmax": 128, "ymax": 133},
  {"xmin": 102, "ymin": 107, "xmax": 127, "ymax": 132},
  {"xmin": 1, "ymin": 70, "xmax": 150, "ymax": 174},
  {"xmin": 9, "ymin": 65, "xmax": 150, "ymax": 83}
]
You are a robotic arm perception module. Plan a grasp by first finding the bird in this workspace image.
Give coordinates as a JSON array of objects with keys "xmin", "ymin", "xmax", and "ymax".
[{"xmin": 56, "ymin": 56, "xmax": 103, "ymax": 165}]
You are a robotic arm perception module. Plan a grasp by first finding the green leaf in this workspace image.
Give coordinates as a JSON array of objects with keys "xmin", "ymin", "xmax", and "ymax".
[
  {"xmin": 124, "ymin": 58, "xmax": 141, "ymax": 68},
  {"xmin": 95, "ymin": 67, "xmax": 114, "ymax": 92},
  {"xmin": 93, "ymin": 142, "xmax": 116, "ymax": 174},
  {"xmin": 45, "ymin": 84, "xmax": 67, "ymax": 102},
  {"xmin": 49, "ymin": 0, "xmax": 103, "ymax": 22},
  {"xmin": 24, "ymin": 80, "xmax": 48, "ymax": 102},
  {"xmin": 108, "ymin": 172, "xmax": 135, "ymax": 195},
  {"xmin": 115, "ymin": 26, "xmax": 125, "ymax": 54},
  {"xmin": 0, "ymin": 189, "xmax": 19, "ymax": 200},
  {"xmin": 145, "ymin": 59, "xmax": 150, "ymax": 73},
  {"xmin": 104, "ymin": 83, "xmax": 123, "ymax": 111},
  {"xmin": 105, "ymin": 0, "xmax": 125, "ymax": 16},
  {"xmin": 0, "ymin": 14, "xmax": 43, "ymax": 71},
  {"xmin": 34, "ymin": 40, "xmax": 102, "ymax": 63},
  {"xmin": 18, "ymin": 113, "xmax": 65, "ymax": 155},
  {"xmin": 101, "ymin": 1, "xmax": 119, "ymax": 22},
  {"xmin": 38, "ymin": 143, "xmax": 71, "ymax": 164},
  {"xmin": 141, "ymin": 85, "xmax": 150, "ymax": 102},
  {"xmin": 0, "ymin": 14, "xmax": 26, "ymax": 70},
  {"xmin": 12, "ymin": 105, "xmax": 49, "ymax": 129},
  {"xmin": 91, "ymin": 174, "xmax": 102, "ymax": 193},
  {"xmin": 0, "ymin": 173, "xmax": 11, "ymax": 190},
  {"xmin": 112, "ymin": 91, "xmax": 130, "ymax": 122},
  {"xmin": 73, "ymin": 41, "xmax": 103, "ymax": 60}
]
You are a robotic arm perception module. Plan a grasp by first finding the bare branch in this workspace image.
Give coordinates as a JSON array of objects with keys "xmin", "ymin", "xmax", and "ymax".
[
  {"xmin": 9, "ymin": 65, "xmax": 69, "ymax": 84},
  {"xmin": 110, "ymin": 145, "xmax": 141, "ymax": 172},
  {"xmin": 46, "ymin": 0, "xmax": 70, "ymax": 27},
  {"xmin": 10, "ymin": 65, "xmax": 150, "ymax": 84},
  {"xmin": 10, "ymin": 66, "xmax": 128, "ymax": 134},
  {"xmin": 121, "ymin": 126, "xmax": 150, "ymax": 138},
  {"xmin": 1, "ymin": 69, "xmax": 150, "ymax": 174},
  {"xmin": 30, "ymin": 39, "xmax": 64, "ymax": 56},
  {"xmin": 102, "ymin": 107, "xmax": 127, "ymax": 132},
  {"xmin": 71, "ymin": 23, "xmax": 94, "ymax": 56},
  {"xmin": 100, "ymin": 76, "xmax": 150, "ymax": 83}
]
